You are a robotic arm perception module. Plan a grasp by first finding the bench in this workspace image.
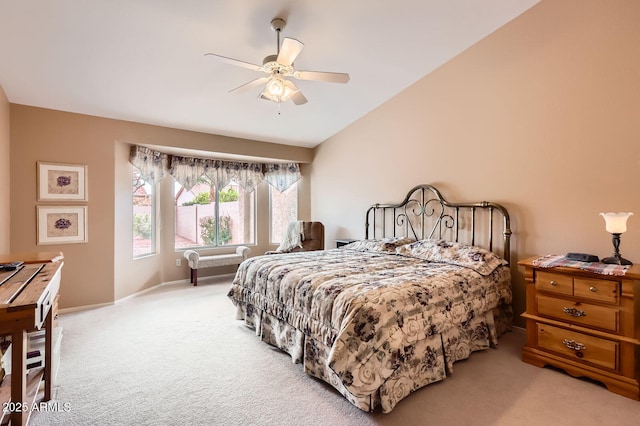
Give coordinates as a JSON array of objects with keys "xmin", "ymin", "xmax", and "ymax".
[{"xmin": 183, "ymin": 246, "xmax": 251, "ymax": 286}]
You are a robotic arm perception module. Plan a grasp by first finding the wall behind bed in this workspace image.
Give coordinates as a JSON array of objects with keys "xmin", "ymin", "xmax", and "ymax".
[{"xmin": 310, "ymin": 0, "xmax": 640, "ymax": 327}]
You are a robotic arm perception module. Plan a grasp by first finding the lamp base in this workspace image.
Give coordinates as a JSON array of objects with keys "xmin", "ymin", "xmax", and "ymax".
[{"xmin": 601, "ymin": 255, "xmax": 633, "ymax": 266}]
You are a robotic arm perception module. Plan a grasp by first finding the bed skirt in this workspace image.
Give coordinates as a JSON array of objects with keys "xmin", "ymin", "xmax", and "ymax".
[{"xmin": 234, "ymin": 301, "xmax": 513, "ymax": 413}]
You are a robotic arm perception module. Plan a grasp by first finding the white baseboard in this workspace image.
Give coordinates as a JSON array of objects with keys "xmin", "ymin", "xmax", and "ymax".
[
  {"xmin": 58, "ymin": 273, "xmax": 236, "ymax": 314},
  {"xmin": 58, "ymin": 302, "xmax": 113, "ymax": 314},
  {"xmin": 158, "ymin": 278, "xmax": 192, "ymax": 286}
]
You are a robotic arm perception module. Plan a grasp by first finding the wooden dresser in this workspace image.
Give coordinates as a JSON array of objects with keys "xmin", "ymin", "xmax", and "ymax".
[
  {"xmin": 0, "ymin": 252, "xmax": 63, "ymax": 425},
  {"xmin": 519, "ymin": 256, "xmax": 640, "ymax": 400}
]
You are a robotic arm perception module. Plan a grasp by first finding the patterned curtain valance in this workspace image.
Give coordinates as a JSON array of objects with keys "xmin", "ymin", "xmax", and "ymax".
[
  {"xmin": 129, "ymin": 145, "xmax": 169, "ymax": 184},
  {"xmin": 129, "ymin": 145, "xmax": 298, "ymax": 193},
  {"xmin": 169, "ymin": 156, "xmax": 209, "ymax": 191},
  {"xmin": 202, "ymin": 160, "xmax": 264, "ymax": 193},
  {"xmin": 264, "ymin": 163, "xmax": 301, "ymax": 192}
]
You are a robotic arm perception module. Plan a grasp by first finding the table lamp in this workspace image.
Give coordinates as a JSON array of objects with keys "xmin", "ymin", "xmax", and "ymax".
[{"xmin": 599, "ymin": 212, "xmax": 633, "ymax": 265}]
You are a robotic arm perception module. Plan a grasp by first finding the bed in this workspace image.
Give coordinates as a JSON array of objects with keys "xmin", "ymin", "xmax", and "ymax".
[{"xmin": 227, "ymin": 184, "xmax": 513, "ymax": 412}]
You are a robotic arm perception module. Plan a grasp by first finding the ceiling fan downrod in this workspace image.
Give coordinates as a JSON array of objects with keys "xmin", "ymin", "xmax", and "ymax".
[{"xmin": 271, "ymin": 18, "xmax": 286, "ymax": 56}]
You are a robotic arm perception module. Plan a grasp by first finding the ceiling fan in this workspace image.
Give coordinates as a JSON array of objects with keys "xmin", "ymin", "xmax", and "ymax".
[{"xmin": 205, "ymin": 18, "xmax": 350, "ymax": 107}]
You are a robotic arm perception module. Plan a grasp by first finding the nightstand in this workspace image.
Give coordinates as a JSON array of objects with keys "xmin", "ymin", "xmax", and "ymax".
[
  {"xmin": 335, "ymin": 239, "xmax": 358, "ymax": 248},
  {"xmin": 519, "ymin": 256, "xmax": 640, "ymax": 400}
]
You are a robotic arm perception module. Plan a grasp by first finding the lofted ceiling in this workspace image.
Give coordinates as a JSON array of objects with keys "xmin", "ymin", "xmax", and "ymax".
[{"xmin": 0, "ymin": 0, "xmax": 540, "ymax": 148}]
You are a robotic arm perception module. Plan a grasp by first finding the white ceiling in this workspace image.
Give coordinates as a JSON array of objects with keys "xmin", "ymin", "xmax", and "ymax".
[{"xmin": 0, "ymin": 0, "xmax": 539, "ymax": 148}]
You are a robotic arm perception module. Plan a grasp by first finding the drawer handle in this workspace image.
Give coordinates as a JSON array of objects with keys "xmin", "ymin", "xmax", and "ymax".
[
  {"xmin": 563, "ymin": 339, "xmax": 586, "ymax": 351},
  {"xmin": 589, "ymin": 286, "xmax": 597, "ymax": 293},
  {"xmin": 562, "ymin": 307, "xmax": 586, "ymax": 317},
  {"xmin": 549, "ymin": 280, "xmax": 558, "ymax": 286}
]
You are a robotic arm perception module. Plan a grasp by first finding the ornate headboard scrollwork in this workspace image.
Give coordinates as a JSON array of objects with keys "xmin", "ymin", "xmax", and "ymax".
[{"xmin": 365, "ymin": 184, "xmax": 512, "ymax": 263}]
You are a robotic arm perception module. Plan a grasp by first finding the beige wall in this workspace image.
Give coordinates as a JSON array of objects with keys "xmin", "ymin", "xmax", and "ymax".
[
  {"xmin": 311, "ymin": 0, "xmax": 640, "ymax": 326},
  {"xmin": 10, "ymin": 105, "xmax": 313, "ymax": 308},
  {"xmin": 0, "ymin": 84, "xmax": 9, "ymax": 254}
]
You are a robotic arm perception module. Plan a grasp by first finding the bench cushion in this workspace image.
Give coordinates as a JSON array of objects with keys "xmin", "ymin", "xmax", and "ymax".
[{"xmin": 184, "ymin": 246, "xmax": 251, "ymax": 269}]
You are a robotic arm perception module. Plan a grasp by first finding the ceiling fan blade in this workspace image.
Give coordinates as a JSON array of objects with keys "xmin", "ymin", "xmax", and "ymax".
[
  {"xmin": 293, "ymin": 70, "xmax": 350, "ymax": 84},
  {"xmin": 204, "ymin": 53, "xmax": 263, "ymax": 72},
  {"xmin": 229, "ymin": 77, "xmax": 269, "ymax": 94},
  {"xmin": 283, "ymin": 80, "xmax": 307, "ymax": 105},
  {"xmin": 290, "ymin": 90, "xmax": 308, "ymax": 105},
  {"xmin": 277, "ymin": 38, "xmax": 304, "ymax": 66}
]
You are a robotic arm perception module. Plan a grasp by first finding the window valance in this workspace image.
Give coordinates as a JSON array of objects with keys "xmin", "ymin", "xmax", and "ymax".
[
  {"xmin": 168, "ymin": 156, "xmax": 209, "ymax": 191},
  {"xmin": 264, "ymin": 163, "xmax": 302, "ymax": 192},
  {"xmin": 129, "ymin": 145, "xmax": 169, "ymax": 184},
  {"xmin": 129, "ymin": 145, "xmax": 300, "ymax": 192},
  {"xmin": 170, "ymin": 156, "xmax": 264, "ymax": 192}
]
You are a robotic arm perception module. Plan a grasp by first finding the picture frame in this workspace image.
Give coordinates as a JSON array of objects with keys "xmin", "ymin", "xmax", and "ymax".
[
  {"xmin": 37, "ymin": 206, "xmax": 88, "ymax": 245},
  {"xmin": 37, "ymin": 161, "xmax": 88, "ymax": 202}
]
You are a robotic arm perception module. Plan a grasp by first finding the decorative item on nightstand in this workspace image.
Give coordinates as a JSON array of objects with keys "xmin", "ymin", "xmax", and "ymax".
[{"xmin": 599, "ymin": 212, "xmax": 633, "ymax": 265}]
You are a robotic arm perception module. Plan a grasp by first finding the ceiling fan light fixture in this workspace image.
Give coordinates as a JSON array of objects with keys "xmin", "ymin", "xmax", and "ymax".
[
  {"xmin": 267, "ymin": 77, "xmax": 285, "ymax": 97},
  {"xmin": 262, "ymin": 77, "xmax": 299, "ymax": 104}
]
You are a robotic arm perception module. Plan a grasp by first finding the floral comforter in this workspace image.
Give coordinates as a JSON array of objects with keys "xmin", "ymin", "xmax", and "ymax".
[{"xmin": 228, "ymin": 239, "xmax": 512, "ymax": 410}]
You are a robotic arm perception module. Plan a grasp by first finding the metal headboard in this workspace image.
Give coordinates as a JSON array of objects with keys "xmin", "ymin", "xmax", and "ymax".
[{"xmin": 365, "ymin": 184, "xmax": 512, "ymax": 263}]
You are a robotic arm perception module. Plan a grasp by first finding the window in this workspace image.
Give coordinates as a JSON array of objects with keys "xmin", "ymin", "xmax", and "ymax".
[
  {"xmin": 175, "ymin": 178, "xmax": 255, "ymax": 249},
  {"xmin": 132, "ymin": 167, "xmax": 156, "ymax": 257},
  {"xmin": 270, "ymin": 182, "xmax": 298, "ymax": 244}
]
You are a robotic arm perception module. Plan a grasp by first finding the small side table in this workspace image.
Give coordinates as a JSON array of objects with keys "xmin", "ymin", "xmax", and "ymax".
[{"xmin": 335, "ymin": 239, "xmax": 358, "ymax": 248}]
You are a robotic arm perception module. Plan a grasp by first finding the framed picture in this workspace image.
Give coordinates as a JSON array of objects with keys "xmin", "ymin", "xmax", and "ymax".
[
  {"xmin": 37, "ymin": 206, "xmax": 88, "ymax": 245},
  {"xmin": 37, "ymin": 162, "xmax": 88, "ymax": 201}
]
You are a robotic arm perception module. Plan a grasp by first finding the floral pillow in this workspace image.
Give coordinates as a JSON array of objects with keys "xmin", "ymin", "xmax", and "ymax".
[
  {"xmin": 341, "ymin": 237, "xmax": 415, "ymax": 253},
  {"xmin": 395, "ymin": 239, "xmax": 507, "ymax": 275}
]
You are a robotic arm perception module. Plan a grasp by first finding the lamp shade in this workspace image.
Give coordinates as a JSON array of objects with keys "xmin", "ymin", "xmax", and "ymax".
[{"xmin": 599, "ymin": 212, "xmax": 633, "ymax": 234}]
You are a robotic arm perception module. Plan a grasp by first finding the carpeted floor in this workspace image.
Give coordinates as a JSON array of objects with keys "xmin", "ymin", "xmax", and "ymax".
[{"xmin": 30, "ymin": 276, "xmax": 640, "ymax": 426}]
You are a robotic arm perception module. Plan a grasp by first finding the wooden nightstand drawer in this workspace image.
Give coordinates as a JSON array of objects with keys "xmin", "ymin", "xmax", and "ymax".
[
  {"xmin": 537, "ymin": 324, "xmax": 618, "ymax": 370},
  {"xmin": 535, "ymin": 271, "xmax": 573, "ymax": 295},
  {"xmin": 536, "ymin": 294, "xmax": 619, "ymax": 332},
  {"xmin": 574, "ymin": 277, "xmax": 619, "ymax": 304}
]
